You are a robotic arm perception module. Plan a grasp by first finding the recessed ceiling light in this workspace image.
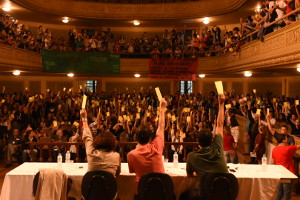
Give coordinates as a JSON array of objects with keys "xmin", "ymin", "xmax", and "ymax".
[
  {"xmin": 62, "ymin": 17, "xmax": 69, "ymax": 23},
  {"xmin": 67, "ymin": 73, "xmax": 74, "ymax": 77},
  {"xmin": 134, "ymin": 74, "xmax": 141, "ymax": 78},
  {"xmin": 2, "ymin": 4, "xmax": 11, "ymax": 12},
  {"xmin": 244, "ymin": 71, "xmax": 252, "ymax": 77},
  {"xmin": 13, "ymin": 70, "xmax": 20, "ymax": 76},
  {"xmin": 297, "ymin": 67, "xmax": 300, "ymax": 72},
  {"xmin": 203, "ymin": 17, "xmax": 210, "ymax": 24},
  {"xmin": 199, "ymin": 74, "xmax": 205, "ymax": 78},
  {"xmin": 133, "ymin": 20, "xmax": 140, "ymax": 26}
]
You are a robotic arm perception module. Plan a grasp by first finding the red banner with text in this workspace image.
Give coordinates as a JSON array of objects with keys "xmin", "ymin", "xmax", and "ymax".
[{"xmin": 148, "ymin": 58, "xmax": 197, "ymax": 81}]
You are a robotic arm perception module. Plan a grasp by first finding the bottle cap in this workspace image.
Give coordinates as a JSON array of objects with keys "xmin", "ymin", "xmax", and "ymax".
[
  {"xmin": 58, "ymin": 153, "xmax": 62, "ymax": 156},
  {"xmin": 263, "ymin": 154, "xmax": 266, "ymax": 157},
  {"xmin": 174, "ymin": 152, "xmax": 177, "ymax": 154},
  {"xmin": 67, "ymin": 151, "xmax": 70, "ymax": 153}
]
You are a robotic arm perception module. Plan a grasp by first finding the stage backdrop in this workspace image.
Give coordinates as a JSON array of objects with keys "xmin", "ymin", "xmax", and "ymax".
[
  {"xmin": 42, "ymin": 50, "xmax": 120, "ymax": 74},
  {"xmin": 149, "ymin": 58, "xmax": 197, "ymax": 81}
]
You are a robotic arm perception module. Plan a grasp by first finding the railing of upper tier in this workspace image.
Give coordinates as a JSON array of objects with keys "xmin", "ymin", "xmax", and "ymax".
[{"xmin": 214, "ymin": 7, "xmax": 300, "ymax": 54}]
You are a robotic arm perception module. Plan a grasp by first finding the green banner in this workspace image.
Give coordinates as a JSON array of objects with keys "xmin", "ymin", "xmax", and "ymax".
[{"xmin": 42, "ymin": 50, "xmax": 120, "ymax": 74}]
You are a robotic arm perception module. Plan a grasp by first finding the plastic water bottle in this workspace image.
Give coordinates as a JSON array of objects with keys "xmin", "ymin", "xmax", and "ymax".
[
  {"xmin": 65, "ymin": 151, "xmax": 70, "ymax": 163},
  {"xmin": 57, "ymin": 153, "xmax": 62, "ymax": 168},
  {"xmin": 173, "ymin": 152, "xmax": 178, "ymax": 168},
  {"xmin": 262, "ymin": 154, "xmax": 267, "ymax": 171}
]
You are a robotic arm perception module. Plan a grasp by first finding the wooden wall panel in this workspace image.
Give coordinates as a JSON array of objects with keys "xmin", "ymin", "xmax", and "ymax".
[
  {"xmin": 248, "ymin": 82, "xmax": 282, "ymax": 96},
  {"xmin": 29, "ymin": 81, "xmax": 41, "ymax": 94},
  {"xmin": 0, "ymin": 81, "xmax": 24, "ymax": 93},
  {"xmin": 46, "ymin": 81, "xmax": 73, "ymax": 92},
  {"xmin": 288, "ymin": 81, "xmax": 300, "ymax": 97},
  {"xmin": 232, "ymin": 82, "xmax": 243, "ymax": 94},
  {"xmin": 106, "ymin": 81, "xmax": 171, "ymax": 95}
]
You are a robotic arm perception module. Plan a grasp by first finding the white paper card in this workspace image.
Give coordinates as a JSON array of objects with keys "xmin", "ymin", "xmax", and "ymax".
[
  {"xmin": 82, "ymin": 95, "xmax": 87, "ymax": 109},
  {"xmin": 155, "ymin": 87, "xmax": 163, "ymax": 101},
  {"xmin": 214, "ymin": 81, "xmax": 223, "ymax": 95}
]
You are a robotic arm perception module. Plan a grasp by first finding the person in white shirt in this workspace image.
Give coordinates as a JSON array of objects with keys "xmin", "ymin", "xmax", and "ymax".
[{"xmin": 171, "ymin": 130, "xmax": 184, "ymax": 161}]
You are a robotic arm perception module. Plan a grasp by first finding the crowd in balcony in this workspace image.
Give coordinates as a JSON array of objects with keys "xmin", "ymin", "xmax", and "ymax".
[
  {"xmin": 0, "ymin": 0, "xmax": 300, "ymax": 58},
  {"xmin": 0, "ymin": 87, "xmax": 299, "ymax": 168}
]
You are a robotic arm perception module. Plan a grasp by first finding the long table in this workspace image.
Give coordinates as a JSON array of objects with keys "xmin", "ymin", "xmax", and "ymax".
[{"xmin": 0, "ymin": 162, "xmax": 297, "ymax": 200}]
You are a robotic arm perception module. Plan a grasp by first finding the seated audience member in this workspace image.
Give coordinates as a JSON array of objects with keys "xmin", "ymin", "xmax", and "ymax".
[
  {"xmin": 69, "ymin": 127, "xmax": 81, "ymax": 161},
  {"xmin": 287, "ymin": 112, "xmax": 300, "ymax": 135},
  {"xmin": 5, "ymin": 129, "xmax": 22, "ymax": 168},
  {"xmin": 267, "ymin": 115, "xmax": 295, "ymax": 145},
  {"xmin": 127, "ymin": 98, "xmax": 167, "ymax": 194},
  {"xmin": 171, "ymin": 130, "xmax": 184, "ymax": 162},
  {"xmin": 81, "ymin": 109, "xmax": 120, "ymax": 176},
  {"xmin": 272, "ymin": 134, "xmax": 300, "ymax": 200},
  {"xmin": 22, "ymin": 130, "xmax": 38, "ymax": 162}
]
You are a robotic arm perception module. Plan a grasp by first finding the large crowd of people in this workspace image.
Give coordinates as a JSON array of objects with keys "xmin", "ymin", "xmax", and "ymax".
[
  {"xmin": 0, "ymin": 0, "xmax": 300, "ymax": 58},
  {"xmin": 0, "ymin": 87, "xmax": 299, "ymax": 167}
]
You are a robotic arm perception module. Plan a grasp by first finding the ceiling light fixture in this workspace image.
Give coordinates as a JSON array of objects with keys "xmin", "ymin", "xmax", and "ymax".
[
  {"xmin": 133, "ymin": 20, "xmax": 140, "ymax": 26},
  {"xmin": 2, "ymin": 4, "xmax": 11, "ymax": 12},
  {"xmin": 67, "ymin": 73, "xmax": 74, "ymax": 77},
  {"xmin": 62, "ymin": 17, "xmax": 69, "ymax": 23},
  {"xmin": 134, "ymin": 74, "xmax": 141, "ymax": 78},
  {"xmin": 255, "ymin": 7, "xmax": 262, "ymax": 13},
  {"xmin": 203, "ymin": 17, "xmax": 210, "ymax": 24},
  {"xmin": 199, "ymin": 74, "xmax": 206, "ymax": 78},
  {"xmin": 13, "ymin": 70, "xmax": 20, "ymax": 76},
  {"xmin": 244, "ymin": 71, "xmax": 252, "ymax": 77},
  {"xmin": 297, "ymin": 67, "xmax": 300, "ymax": 72}
]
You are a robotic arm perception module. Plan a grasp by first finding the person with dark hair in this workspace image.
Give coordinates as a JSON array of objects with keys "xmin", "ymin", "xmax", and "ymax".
[
  {"xmin": 272, "ymin": 133, "xmax": 300, "ymax": 200},
  {"xmin": 22, "ymin": 130, "xmax": 38, "ymax": 162},
  {"xmin": 186, "ymin": 94, "xmax": 228, "ymax": 178},
  {"xmin": 267, "ymin": 114, "xmax": 295, "ymax": 145},
  {"xmin": 127, "ymin": 98, "xmax": 167, "ymax": 194},
  {"xmin": 81, "ymin": 109, "xmax": 120, "ymax": 176}
]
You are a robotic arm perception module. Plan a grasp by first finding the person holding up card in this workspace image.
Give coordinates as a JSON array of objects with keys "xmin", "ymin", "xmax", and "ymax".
[
  {"xmin": 81, "ymin": 109, "xmax": 121, "ymax": 176},
  {"xmin": 186, "ymin": 94, "xmax": 228, "ymax": 176},
  {"xmin": 267, "ymin": 114, "xmax": 295, "ymax": 146},
  {"xmin": 127, "ymin": 98, "xmax": 167, "ymax": 195}
]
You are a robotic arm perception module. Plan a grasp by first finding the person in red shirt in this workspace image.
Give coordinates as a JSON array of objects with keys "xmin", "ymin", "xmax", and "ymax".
[
  {"xmin": 223, "ymin": 126, "xmax": 235, "ymax": 163},
  {"xmin": 127, "ymin": 98, "xmax": 167, "ymax": 194},
  {"xmin": 272, "ymin": 133, "xmax": 300, "ymax": 200}
]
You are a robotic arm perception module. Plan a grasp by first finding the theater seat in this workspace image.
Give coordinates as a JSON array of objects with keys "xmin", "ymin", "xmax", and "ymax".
[
  {"xmin": 81, "ymin": 170, "xmax": 117, "ymax": 200},
  {"xmin": 200, "ymin": 172, "xmax": 239, "ymax": 200},
  {"xmin": 137, "ymin": 172, "xmax": 175, "ymax": 200}
]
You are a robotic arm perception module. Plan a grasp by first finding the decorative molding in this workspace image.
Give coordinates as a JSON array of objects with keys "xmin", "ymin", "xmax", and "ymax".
[
  {"xmin": 12, "ymin": 0, "xmax": 247, "ymax": 19},
  {"xmin": 199, "ymin": 20, "xmax": 300, "ymax": 73},
  {"xmin": 0, "ymin": 44, "xmax": 42, "ymax": 70}
]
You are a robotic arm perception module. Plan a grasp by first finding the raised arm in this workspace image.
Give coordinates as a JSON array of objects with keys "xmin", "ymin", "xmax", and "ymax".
[
  {"xmin": 216, "ymin": 94, "xmax": 225, "ymax": 137},
  {"xmin": 156, "ymin": 98, "xmax": 167, "ymax": 141},
  {"xmin": 266, "ymin": 114, "xmax": 275, "ymax": 135}
]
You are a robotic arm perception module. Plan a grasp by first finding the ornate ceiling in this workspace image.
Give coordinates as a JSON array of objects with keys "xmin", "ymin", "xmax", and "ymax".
[{"xmin": 1, "ymin": 0, "xmax": 261, "ymax": 27}]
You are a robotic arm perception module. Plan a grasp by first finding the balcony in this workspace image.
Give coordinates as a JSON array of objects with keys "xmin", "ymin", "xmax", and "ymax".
[{"xmin": 1, "ymin": 20, "xmax": 300, "ymax": 77}]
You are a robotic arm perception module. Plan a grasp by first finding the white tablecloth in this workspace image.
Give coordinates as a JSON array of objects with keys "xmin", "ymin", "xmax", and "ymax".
[{"xmin": 0, "ymin": 162, "xmax": 297, "ymax": 200}]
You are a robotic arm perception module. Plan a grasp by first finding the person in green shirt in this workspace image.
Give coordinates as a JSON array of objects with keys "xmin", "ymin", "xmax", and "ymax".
[{"xmin": 186, "ymin": 94, "xmax": 228, "ymax": 178}]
